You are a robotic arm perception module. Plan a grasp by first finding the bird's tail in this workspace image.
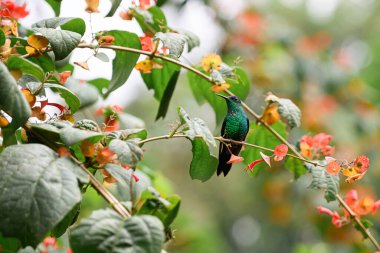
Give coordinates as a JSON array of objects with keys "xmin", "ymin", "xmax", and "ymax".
[{"xmin": 217, "ymin": 144, "xmax": 242, "ymax": 176}]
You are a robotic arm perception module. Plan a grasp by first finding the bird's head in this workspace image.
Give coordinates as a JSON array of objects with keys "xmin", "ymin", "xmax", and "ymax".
[{"xmin": 216, "ymin": 94, "xmax": 242, "ymax": 104}]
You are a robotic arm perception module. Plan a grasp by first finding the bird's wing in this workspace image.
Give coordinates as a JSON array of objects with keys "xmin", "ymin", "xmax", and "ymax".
[
  {"xmin": 245, "ymin": 117, "xmax": 250, "ymax": 136},
  {"xmin": 217, "ymin": 118, "xmax": 231, "ymax": 176}
]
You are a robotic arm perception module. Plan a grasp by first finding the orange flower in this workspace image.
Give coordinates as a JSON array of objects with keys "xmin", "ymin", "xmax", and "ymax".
[
  {"xmin": 210, "ymin": 83, "xmax": 230, "ymax": 92},
  {"xmin": 261, "ymin": 103, "xmax": 280, "ymax": 125},
  {"xmin": 85, "ymin": 0, "xmax": 99, "ymax": 13},
  {"xmin": 227, "ymin": 154, "xmax": 244, "ymax": 164},
  {"xmin": 104, "ymin": 115, "xmax": 119, "ymax": 132},
  {"xmin": 0, "ymin": 114, "xmax": 9, "ymax": 127},
  {"xmin": 354, "ymin": 156, "xmax": 370, "ymax": 173},
  {"xmin": 42, "ymin": 237, "xmax": 59, "ymax": 249},
  {"xmin": 56, "ymin": 147, "xmax": 71, "ymax": 157},
  {"xmin": 326, "ymin": 157, "xmax": 341, "ymax": 175},
  {"xmin": 119, "ymin": 10, "xmax": 133, "ymax": 20},
  {"xmin": 246, "ymin": 158, "xmax": 265, "ymax": 171},
  {"xmin": 135, "ymin": 59, "xmax": 162, "ymax": 74},
  {"xmin": 96, "ymin": 147, "xmax": 116, "ymax": 165},
  {"xmin": 98, "ymin": 35, "xmax": 115, "ymax": 45},
  {"xmin": 316, "ymin": 206, "xmax": 346, "ymax": 228},
  {"xmin": 21, "ymin": 88, "xmax": 36, "ymax": 107},
  {"xmin": 31, "ymin": 106, "xmax": 47, "ymax": 121},
  {"xmin": 58, "ymin": 71, "xmax": 71, "ymax": 84},
  {"xmin": 140, "ymin": 36, "xmax": 154, "ymax": 52},
  {"xmin": 273, "ymin": 144, "xmax": 288, "ymax": 161},
  {"xmin": 299, "ymin": 133, "xmax": 334, "ymax": 159},
  {"xmin": 80, "ymin": 140, "xmax": 95, "ymax": 157},
  {"xmin": 201, "ymin": 54, "xmax": 222, "ymax": 72}
]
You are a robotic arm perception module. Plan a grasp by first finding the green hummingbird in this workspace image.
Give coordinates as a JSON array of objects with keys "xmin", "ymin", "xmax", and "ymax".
[{"xmin": 216, "ymin": 94, "xmax": 249, "ymax": 176}]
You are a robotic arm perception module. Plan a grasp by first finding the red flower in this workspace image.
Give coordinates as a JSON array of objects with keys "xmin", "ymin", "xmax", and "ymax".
[
  {"xmin": 56, "ymin": 147, "xmax": 71, "ymax": 157},
  {"xmin": 273, "ymin": 144, "xmax": 288, "ymax": 161},
  {"xmin": 139, "ymin": 0, "xmax": 151, "ymax": 10},
  {"xmin": 226, "ymin": 154, "xmax": 244, "ymax": 164},
  {"xmin": 354, "ymin": 156, "xmax": 370, "ymax": 173},
  {"xmin": 58, "ymin": 71, "xmax": 71, "ymax": 84},
  {"xmin": 42, "ymin": 237, "xmax": 59, "ymax": 249},
  {"xmin": 0, "ymin": 0, "xmax": 29, "ymax": 19},
  {"xmin": 326, "ymin": 157, "xmax": 341, "ymax": 175},
  {"xmin": 132, "ymin": 173, "xmax": 139, "ymax": 182},
  {"xmin": 316, "ymin": 206, "xmax": 345, "ymax": 228},
  {"xmin": 96, "ymin": 147, "xmax": 116, "ymax": 165},
  {"xmin": 246, "ymin": 158, "xmax": 264, "ymax": 171},
  {"xmin": 140, "ymin": 36, "xmax": 154, "ymax": 52}
]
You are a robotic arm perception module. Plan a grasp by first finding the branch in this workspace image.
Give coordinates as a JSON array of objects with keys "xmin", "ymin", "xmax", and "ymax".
[
  {"xmin": 138, "ymin": 134, "xmax": 321, "ymax": 167},
  {"xmin": 77, "ymin": 43, "xmax": 380, "ymax": 250}
]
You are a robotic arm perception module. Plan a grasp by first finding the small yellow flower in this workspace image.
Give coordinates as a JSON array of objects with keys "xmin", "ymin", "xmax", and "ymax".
[{"xmin": 201, "ymin": 54, "xmax": 222, "ymax": 72}]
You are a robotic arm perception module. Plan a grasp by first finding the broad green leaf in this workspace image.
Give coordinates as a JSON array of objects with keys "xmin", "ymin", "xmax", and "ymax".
[
  {"xmin": 188, "ymin": 67, "xmax": 250, "ymax": 125},
  {"xmin": 178, "ymin": 107, "xmax": 216, "ymax": 147},
  {"xmin": 0, "ymin": 29, "xmax": 5, "ymax": 46},
  {"xmin": 105, "ymin": 0, "xmax": 122, "ymax": 17},
  {"xmin": 70, "ymin": 210, "xmax": 165, "ymax": 253},
  {"xmin": 0, "ymin": 62, "xmax": 31, "ymax": 146},
  {"xmin": 175, "ymin": 28, "xmax": 200, "ymax": 52},
  {"xmin": 0, "ymin": 144, "xmax": 81, "ymax": 246},
  {"xmin": 30, "ymin": 123, "xmax": 61, "ymax": 144},
  {"xmin": 44, "ymin": 0, "xmax": 62, "ymax": 16},
  {"xmin": 105, "ymin": 164, "xmax": 150, "ymax": 202},
  {"xmin": 104, "ymin": 164, "xmax": 150, "ymax": 201},
  {"xmin": 60, "ymin": 127, "xmax": 103, "ymax": 146},
  {"xmin": 29, "ymin": 54, "xmax": 55, "ymax": 73},
  {"xmin": 141, "ymin": 61, "xmax": 181, "ymax": 119},
  {"xmin": 137, "ymin": 190, "xmax": 181, "ymax": 228},
  {"xmin": 44, "ymin": 83, "xmax": 81, "ymax": 113},
  {"xmin": 154, "ymin": 32, "xmax": 186, "ymax": 58},
  {"xmin": 133, "ymin": 6, "xmax": 167, "ymax": 34},
  {"xmin": 109, "ymin": 139, "xmax": 143, "ymax": 167},
  {"xmin": 241, "ymin": 121, "xmax": 288, "ymax": 176},
  {"xmin": 189, "ymin": 137, "xmax": 218, "ymax": 182},
  {"xmin": 65, "ymin": 80, "xmax": 99, "ymax": 109},
  {"xmin": 32, "ymin": 17, "xmax": 86, "ymax": 60},
  {"xmin": 306, "ymin": 161, "xmax": 339, "ymax": 202},
  {"xmin": 277, "ymin": 98, "xmax": 301, "ymax": 129},
  {"xmin": 102, "ymin": 30, "xmax": 141, "ymax": 98},
  {"xmin": 7, "ymin": 56, "xmax": 45, "ymax": 82},
  {"xmin": 284, "ymin": 157, "xmax": 307, "ymax": 179}
]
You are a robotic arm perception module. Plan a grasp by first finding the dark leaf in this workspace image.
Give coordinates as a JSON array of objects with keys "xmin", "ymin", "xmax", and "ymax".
[
  {"xmin": 44, "ymin": 0, "xmax": 62, "ymax": 16},
  {"xmin": 7, "ymin": 56, "xmax": 45, "ymax": 82},
  {"xmin": 105, "ymin": 0, "xmax": 122, "ymax": 17},
  {"xmin": 189, "ymin": 137, "xmax": 218, "ymax": 182}
]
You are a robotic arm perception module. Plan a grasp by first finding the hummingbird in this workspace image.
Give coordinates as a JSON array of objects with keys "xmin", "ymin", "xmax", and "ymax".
[{"xmin": 216, "ymin": 94, "xmax": 249, "ymax": 176}]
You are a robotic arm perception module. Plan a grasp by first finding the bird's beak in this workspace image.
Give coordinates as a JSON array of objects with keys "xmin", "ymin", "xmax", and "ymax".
[{"xmin": 216, "ymin": 93, "xmax": 228, "ymax": 100}]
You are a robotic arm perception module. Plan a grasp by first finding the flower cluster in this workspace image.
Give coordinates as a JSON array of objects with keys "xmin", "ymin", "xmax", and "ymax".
[
  {"xmin": 317, "ymin": 189, "xmax": 380, "ymax": 228},
  {"xmin": 326, "ymin": 155, "xmax": 370, "ymax": 183},
  {"xmin": 300, "ymin": 133, "xmax": 334, "ymax": 160},
  {"xmin": 96, "ymin": 105, "xmax": 123, "ymax": 132},
  {"xmin": 246, "ymin": 144, "xmax": 289, "ymax": 171}
]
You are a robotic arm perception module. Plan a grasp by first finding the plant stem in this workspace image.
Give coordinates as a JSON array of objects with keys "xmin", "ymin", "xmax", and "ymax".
[
  {"xmin": 77, "ymin": 43, "xmax": 380, "ymax": 250},
  {"xmin": 23, "ymin": 124, "xmax": 131, "ymax": 219}
]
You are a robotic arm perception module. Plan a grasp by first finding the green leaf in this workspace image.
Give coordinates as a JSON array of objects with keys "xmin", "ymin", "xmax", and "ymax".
[
  {"xmin": 104, "ymin": 164, "xmax": 150, "ymax": 202},
  {"xmin": 44, "ymin": 83, "xmax": 81, "ymax": 113},
  {"xmin": 65, "ymin": 80, "xmax": 99, "ymax": 109},
  {"xmin": 0, "ymin": 144, "xmax": 81, "ymax": 246},
  {"xmin": 0, "ymin": 235, "xmax": 21, "ymax": 253},
  {"xmin": 29, "ymin": 54, "xmax": 55, "ymax": 73},
  {"xmin": 133, "ymin": 6, "xmax": 167, "ymax": 34},
  {"xmin": 284, "ymin": 157, "xmax": 307, "ymax": 179},
  {"xmin": 32, "ymin": 17, "xmax": 85, "ymax": 60},
  {"xmin": 7, "ymin": 56, "xmax": 45, "ymax": 82},
  {"xmin": 178, "ymin": 107, "xmax": 216, "ymax": 147},
  {"xmin": 154, "ymin": 32, "xmax": 186, "ymax": 58},
  {"xmin": 306, "ymin": 161, "xmax": 339, "ymax": 202},
  {"xmin": 105, "ymin": 0, "xmax": 122, "ymax": 17},
  {"xmin": 109, "ymin": 139, "xmax": 143, "ymax": 167},
  {"xmin": 102, "ymin": 30, "xmax": 141, "ymax": 98},
  {"xmin": 60, "ymin": 127, "xmax": 103, "ymax": 146},
  {"xmin": 175, "ymin": 29, "xmax": 200, "ymax": 52},
  {"xmin": 141, "ymin": 61, "xmax": 181, "ymax": 119},
  {"xmin": 137, "ymin": 189, "xmax": 181, "ymax": 228},
  {"xmin": 0, "ymin": 29, "xmax": 5, "ymax": 46},
  {"xmin": 0, "ymin": 62, "xmax": 31, "ymax": 146},
  {"xmin": 44, "ymin": 0, "xmax": 62, "ymax": 16},
  {"xmin": 241, "ymin": 122, "xmax": 288, "ymax": 176},
  {"xmin": 189, "ymin": 137, "xmax": 218, "ymax": 182},
  {"xmin": 188, "ymin": 67, "xmax": 250, "ymax": 125},
  {"xmin": 277, "ymin": 98, "xmax": 301, "ymax": 129},
  {"xmin": 70, "ymin": 210, "xmax": 165, "ymax": 253}
]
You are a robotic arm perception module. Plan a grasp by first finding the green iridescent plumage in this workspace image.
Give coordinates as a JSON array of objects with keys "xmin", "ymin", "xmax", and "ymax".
[{"xmin": 216, "ymin": 94, "xmax": 249, "ymax": 176}]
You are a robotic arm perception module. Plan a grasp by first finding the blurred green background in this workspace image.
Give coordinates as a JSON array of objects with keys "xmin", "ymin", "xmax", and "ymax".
[{"xmin": 70, "ymin": 0, "xmax": 380, "ymax": 252}]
